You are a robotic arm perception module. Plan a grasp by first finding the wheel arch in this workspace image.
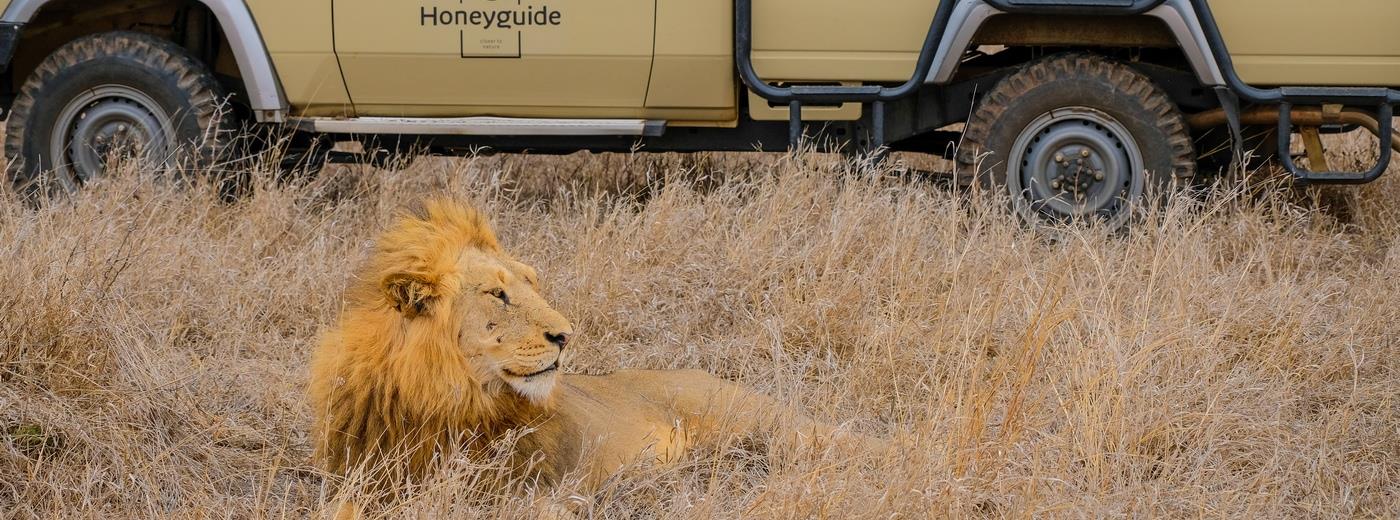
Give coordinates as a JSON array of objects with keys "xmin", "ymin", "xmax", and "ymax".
[
  {"xmin": 924, "ymin": 0, "xmax": 1226, "ymax": 88},
  {"xmin": 1, "ymin": 0, "xmax": 287, "ymax": 121}
]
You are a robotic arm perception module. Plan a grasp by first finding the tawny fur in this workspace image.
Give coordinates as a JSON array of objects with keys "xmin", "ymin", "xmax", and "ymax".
[{"xmin": 308, "ymin": 200, "xmax": 876, "ymax": 496}]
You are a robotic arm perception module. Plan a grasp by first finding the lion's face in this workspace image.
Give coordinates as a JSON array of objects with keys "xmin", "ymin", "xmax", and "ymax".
[
  {"xmin": 311, "ymin": 201, "xmax": 581, "ymax": 481},
  {"xmin": 367, "ymin": 201, "xmax": 575, "ymax": 406},
  {"xmin": 453, "ymin": 249, "xmax": 573, "ymax": 403}
]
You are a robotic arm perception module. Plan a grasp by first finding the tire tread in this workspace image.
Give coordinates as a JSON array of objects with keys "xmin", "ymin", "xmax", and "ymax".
[
  {"xmin": 957, "ymin": 53, "xmax": 1196, "ymax": 186},
  {"xmin": 5, "ymin": 31, "xmax": 236, "ymax": 187}
]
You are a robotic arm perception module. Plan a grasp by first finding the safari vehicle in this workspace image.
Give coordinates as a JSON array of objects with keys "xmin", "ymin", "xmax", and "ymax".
[{"xmin": 1, "ymin": 0, "xmax": 1397, "ymax": 227}]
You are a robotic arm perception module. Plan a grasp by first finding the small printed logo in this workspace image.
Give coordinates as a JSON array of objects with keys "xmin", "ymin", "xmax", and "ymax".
[{"xmin": 419, "ymin": 0, "xmax": 564, "ymax": 58}]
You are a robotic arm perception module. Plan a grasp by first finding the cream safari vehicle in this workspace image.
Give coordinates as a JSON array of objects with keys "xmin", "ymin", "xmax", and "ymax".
[{"xmin": 0, "ymin": 0, "xmax": 1397, "ymax": 226}]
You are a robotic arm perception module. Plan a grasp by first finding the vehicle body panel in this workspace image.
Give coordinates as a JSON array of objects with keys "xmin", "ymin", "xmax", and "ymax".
[
  {"xmin": 315, "ymin": 0, "xmax": 1400, "ymax": 122},
  {"xmin": 1209, "ymin": 0, "xmax": 1400, "ymax": 87},
  {"xmin": 332, "ymin": 0, "xmax": 654, "ymax": 117},
  {"xmin": 751, "ymin": 0, "xmax": 935, "ymax": 83},
  {"xmin": 646, "ymin": 0, "xmax": 737, "ymax": 124},
  {"xmin": 743, "ymin": 0, "xmax": 1400, "ymax": 89},
  {"xmin": 0, "ymin": 0, "xmax": 1397, "ymax": 123},
  {"xmin": 245, "ymin": 0, "xmax": 351, "ymax": 117}
]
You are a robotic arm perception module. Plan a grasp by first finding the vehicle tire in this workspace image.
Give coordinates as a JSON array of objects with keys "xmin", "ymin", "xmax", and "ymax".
[
  {"xmin": 5, "ymin": 31, "xmax": 238, "ymax": 193},
  {"xmin": 957, "ymin": 53, "xmax": 1196, "ymax": 229}
]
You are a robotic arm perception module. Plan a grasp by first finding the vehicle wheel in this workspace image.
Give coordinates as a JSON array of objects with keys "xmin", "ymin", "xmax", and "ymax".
[
  {"xmin": 957, "ymin": 53, "xmax": 1196, "ymax": 229},
  {"xmin": 5, "ymin": 31, "xmax": 237, "ymax": 192}
]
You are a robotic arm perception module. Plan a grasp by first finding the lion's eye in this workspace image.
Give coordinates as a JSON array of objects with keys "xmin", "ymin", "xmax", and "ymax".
[{"xmin": 489, "ymin": 288, "xmax": 510, "ymax": 305}]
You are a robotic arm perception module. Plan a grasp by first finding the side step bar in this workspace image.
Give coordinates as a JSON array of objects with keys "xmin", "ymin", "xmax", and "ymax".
[
  {"xmin": 1188, "ymin": 0, "xmax": 1400, "ymax": 183},
  {"xmin": 1277, "ymin": 91, "xmax": 1393, "ymax": 184},
  {"xmin": 288, "ymin": 117, "xmax": 667, "ymax": 137}
]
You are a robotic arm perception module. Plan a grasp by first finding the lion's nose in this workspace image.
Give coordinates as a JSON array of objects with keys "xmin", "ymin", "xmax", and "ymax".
[{"xmin": 544, "ymin": 331, "xmax": 570, "ymax": 350}]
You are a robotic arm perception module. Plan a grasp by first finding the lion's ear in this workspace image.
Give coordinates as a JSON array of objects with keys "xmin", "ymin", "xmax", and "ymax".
[{"xmin": 383, "ymin": 274, "xmax": 438, "ymax": 319}]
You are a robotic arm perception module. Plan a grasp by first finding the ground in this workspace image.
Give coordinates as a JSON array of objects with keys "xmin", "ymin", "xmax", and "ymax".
[{"xmin": 0, "ymin": 132, "xmax": 1397, "ymax": 518}]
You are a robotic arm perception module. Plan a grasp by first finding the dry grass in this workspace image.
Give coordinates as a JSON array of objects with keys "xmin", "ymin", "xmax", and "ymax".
[{"xmin": 1, "ymin": 131, "xmax": 1397, "ymax": 518}]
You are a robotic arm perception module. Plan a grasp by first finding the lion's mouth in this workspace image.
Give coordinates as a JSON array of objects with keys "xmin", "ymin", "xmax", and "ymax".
[{"xmin": 508, "ymin": 361, "xmax": 559, "ymax": 379}]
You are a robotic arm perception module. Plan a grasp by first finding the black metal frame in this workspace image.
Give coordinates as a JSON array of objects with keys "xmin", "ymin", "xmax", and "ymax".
[
  {"xmin": 734, "ymin": 0, "xmax": 963, "ymax": 150},
  {"xmin": 1187, "ymin": 0, "xmax": 1399, "ymax": 184},
  {"xmin": 345, "ymin": 118, "xmax": 816, "ymax": 156},
  {"xmin": 735, "ymin": 0, "xmax": 1400, "ymax": 183},
  {"xmin": 734, "ymin": 0, "xmax": 1175, "ymax": 151}
]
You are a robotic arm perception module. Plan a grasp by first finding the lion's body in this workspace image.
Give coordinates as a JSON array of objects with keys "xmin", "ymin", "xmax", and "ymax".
[
  {"xmin": 482, "ymin": 369, "xmax": 788, "ymax": 486},
  {"xmin": 308, "ymin": 201, "xmax": 865, "ymax": 497}
]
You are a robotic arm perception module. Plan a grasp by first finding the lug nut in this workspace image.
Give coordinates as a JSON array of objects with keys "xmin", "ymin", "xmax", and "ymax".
[
  {"xmin": 1051, "ymin": 179, "xmax": 1062, "ymax": 189},
  {"xmin": 1080, "ymin": 149, "xmax": 1091, "ymax": 158},
  {"xmin": 1094, "ymin": 170, "xmax": 1105, "ymax": 181},
  {"xmin": 1054, "ymin": 153, "xmax": 1065, "ymax": 163}
]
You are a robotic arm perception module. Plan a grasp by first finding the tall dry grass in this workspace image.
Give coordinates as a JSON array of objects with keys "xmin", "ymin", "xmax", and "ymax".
[{"xmin": 1, "ymin": 132, "xmax": 1397, "ymax": 518}]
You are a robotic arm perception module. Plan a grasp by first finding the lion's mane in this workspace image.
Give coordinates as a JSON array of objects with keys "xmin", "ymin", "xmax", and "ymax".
[{"xmin": 307, "ymin": 201, "xmax": 552, "ymax": 485}]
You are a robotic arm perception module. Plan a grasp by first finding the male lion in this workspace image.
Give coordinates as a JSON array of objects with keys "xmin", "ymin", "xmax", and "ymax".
[{"xmin": 308, "ymin": 200, "xmax": 872, "ymax": 501}]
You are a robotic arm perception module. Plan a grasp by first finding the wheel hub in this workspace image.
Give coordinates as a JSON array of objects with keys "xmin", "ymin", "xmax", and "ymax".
[
  {"xmin": 49, "ymin": 85, "xmax": 172, "ymax": 185},
  {"xmin": 1048, "ymin": 147, "xmax": 1108, "ymax": 199},
  {"xmin": 1007, "ymin": 107, "xmax": 1144, "ymax": 221}
]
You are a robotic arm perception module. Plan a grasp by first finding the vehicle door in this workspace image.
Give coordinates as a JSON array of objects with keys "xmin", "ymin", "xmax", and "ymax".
[{"xmin": 332, "ymin": 0, "xmax": 656, "ymax": 117}]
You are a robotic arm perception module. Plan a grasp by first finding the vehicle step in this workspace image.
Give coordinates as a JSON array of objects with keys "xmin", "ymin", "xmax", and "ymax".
[
  {"xmin": 788, "ymin": 85, "xmax": 883, "ymax": 96},
  {"xmin": 1278, "ymin": 87, "xmax": 1391, "ymax": 103},
  {"xmin": 288, "ymin": 117, "xmax": 667, "ymax": 137}
]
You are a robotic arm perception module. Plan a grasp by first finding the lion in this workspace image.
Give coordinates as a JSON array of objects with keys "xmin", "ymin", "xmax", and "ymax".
[{"xmin": 308, "ymin": 200, "xmax": 875, "ymax": 502}]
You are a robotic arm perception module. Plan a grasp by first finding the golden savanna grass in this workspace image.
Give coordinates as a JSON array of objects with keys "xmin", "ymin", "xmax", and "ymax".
[{"xmin": 1, "ymin": 131, "xmax": 1397, "ymax": 518}]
